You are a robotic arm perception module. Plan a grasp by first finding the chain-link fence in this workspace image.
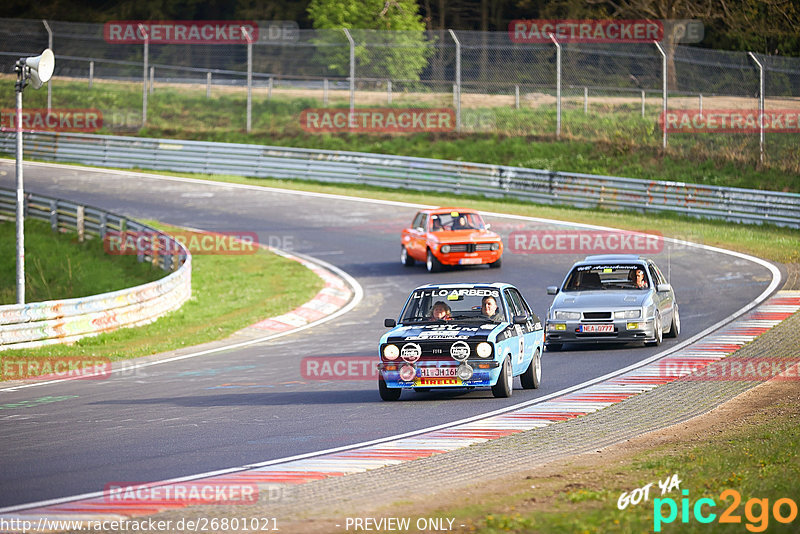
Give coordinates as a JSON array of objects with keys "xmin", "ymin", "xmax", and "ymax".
[{"xmin": 1, "ymin": 18, "xmax": 798, "ymax": 172}]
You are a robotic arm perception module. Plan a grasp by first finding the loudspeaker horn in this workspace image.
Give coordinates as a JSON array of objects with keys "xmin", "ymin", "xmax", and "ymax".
[{"xmin": 24, "ymin": 49, "xmax": 55, "ymax": 89}]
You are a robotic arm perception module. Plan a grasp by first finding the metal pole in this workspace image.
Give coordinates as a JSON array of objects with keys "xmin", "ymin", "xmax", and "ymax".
[
  {"xmin": 641, "ymin": 90, "xmax": 645, "ymax": 117},
  {"xmin": 323, "ymin": 78, "xmax": 328, "ymax": 106},
  {"xmin": 584, "ymin": 86, "xmax": 588, "ymax": 113},
  {"xmin": 206, "ymin": 72, "xmax": 211, "ymax": 98},
  {"xmin": 42, "ymin": 20, "xmax": 52, "ymax": 112},
  {"xmin": 549, "ymin": 33, "xmax": 561, "ymax": 138},
  {"xmin": 699, "ymin": 93, "xmax": 703, "ymax": 117},
  {"xmin": 268, "ymin": 76, "xmax": 273, "ymax": 100},
  {"xmin": 654, "ymin": 41, "xmax": 667, "ymax": 149},
  {"xmin": 89, "ymin": 61, "xmax": 94, "ymax": 89},
  {"xmin": 139, "ymin": 24, "xmax": 148, "ymax": 127},
  {"xmin": 15, "ymin": 74, "xmax": 25, "ymax": 304},
  {"xmin": 748, "ymin": 52, "xmax": 765, "ymax": 163},
  {"xmin": 448, "ymin": 29, "xmax": 461, "ymax": 132},
  {"xmin": 343, "ymin": 29, "xmax": 355, "ymax": 115},
  {"xmin": 387, "ymin": 80, "xmax": 392, "ymax": 104},
  {"xmin": 149, "ymin": 65, "xmax": 154, "ymax": 94},
  {"xmin": 242, "ymin": 26, "xmax": 253, "ymax": 133},
  {"xmin": 515, "ymin": 85, "xmax": 520, "ymax": 109}
]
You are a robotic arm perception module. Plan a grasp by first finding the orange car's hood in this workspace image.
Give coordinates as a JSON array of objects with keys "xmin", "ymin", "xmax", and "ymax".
[{"xmin": 430, "ymin": 229, "xmax": 501, "ymax": 244}]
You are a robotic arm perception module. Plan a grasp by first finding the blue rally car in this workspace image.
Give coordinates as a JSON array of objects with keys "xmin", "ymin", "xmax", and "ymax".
[{"xmin": 378, "ymin": 283, "xmax": 544, "ymax": 401}]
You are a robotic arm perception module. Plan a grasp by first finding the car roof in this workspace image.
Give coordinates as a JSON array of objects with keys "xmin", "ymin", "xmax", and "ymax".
[
  {"xmin": 412, "ymin": 282, "xmax": 512, "ymax": 291},
  {"xmin": 581, "ymin": 254, "xmax": 649, "ymax": 263},
  {"xmin": 423, "ymin": 207, "xmax": 479, "ymax": 214}
]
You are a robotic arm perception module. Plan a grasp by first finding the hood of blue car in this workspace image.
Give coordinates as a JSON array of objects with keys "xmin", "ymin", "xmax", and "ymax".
[{"xmin": 385, "ymin": 322, "xmax": 498, "ymax": 342}]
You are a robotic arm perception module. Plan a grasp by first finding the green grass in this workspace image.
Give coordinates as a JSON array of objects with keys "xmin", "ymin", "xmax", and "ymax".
[
  {"xmin": 0, "ymin": 219, "xmax": 163, "ymax": 304},
  {"xmin": 438, "ymin": 388, "xmax": 800, "ymax": 534},
  {"xmin": 3, "ymin": 77, "xmax": 798, "ymax": 192},
  {"xmin": 0, "ymin": 220, "xmax": 323, "ymax": 364}
]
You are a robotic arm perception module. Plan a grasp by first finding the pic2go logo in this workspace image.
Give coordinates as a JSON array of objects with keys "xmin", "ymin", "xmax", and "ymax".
[{"xmin": 653, "ymin": 489, "xmax": 798, "ymax": 532}]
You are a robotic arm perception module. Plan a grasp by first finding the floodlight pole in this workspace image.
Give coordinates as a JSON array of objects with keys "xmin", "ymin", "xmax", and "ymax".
[
  {"xmin": 42, "ymin": 19, "xmax": 52, "ymax": 111},
  {"xmin": 139, "ymin": 24, "xmax": 148, "ymax": 126},
  {"xmin": 14, "ymin": 61, "xmax": 26, "ymax": 304},
  {"xmin": 242, "ymin": 26, "xmax": 253, "ymax": 133}
]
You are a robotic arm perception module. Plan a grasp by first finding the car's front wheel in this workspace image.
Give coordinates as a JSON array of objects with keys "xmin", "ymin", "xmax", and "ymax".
[
  {"xmin": 491, "ymin": 356, "xmax": 513, "ymax": 398},
  {"xmin": 379, "ymin": 376, "xmax": 402, "ymax": 401},
  {"xmin": 426, "ymin": 249, "xmax": 442, "ymax": 273},
  {"xmin": 647, "ymin": 313, "xmax": 663, "ymax": 346},
  {"xmin": 400, "ymin": 245, "xmax": 415, "ymax": 267},
  {"xmin": 666, "ymin": 304, "xmax": 680, "ymax": 338},
  {"xmin": 520, "ymin": 349, "xmax": 541, "ymax": 389},
  {"xmin": 489, "ymin": 257, "xmax": 502, "ymax": 269}
]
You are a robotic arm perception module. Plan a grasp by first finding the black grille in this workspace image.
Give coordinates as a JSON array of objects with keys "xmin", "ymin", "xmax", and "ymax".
[{"xmin": 583, "ymin": 312, "xmax": 612, "ymax": 320}]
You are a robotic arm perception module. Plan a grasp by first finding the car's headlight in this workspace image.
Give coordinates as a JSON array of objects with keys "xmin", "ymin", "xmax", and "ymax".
[
  {"xmin": 476, "ymin": 342, "xmax": 492, "ymax": 358},
  {"xmin": 490, "ymin": 242, "xmax": 500, "ymax": 251},
  {"xmin": 383, "ymin": 344, "xmax": 399, "ymax": 360},
  {"xmin": 440, "ymin": 244, "xmax": 451, "ymax": 253},
  {"xmin": 614, "ymin": 310, "xmax": 641, "ymax": 319},
  {"xmin": 554, "ymin": 310, "xmax": 580, "ymax": 320}
]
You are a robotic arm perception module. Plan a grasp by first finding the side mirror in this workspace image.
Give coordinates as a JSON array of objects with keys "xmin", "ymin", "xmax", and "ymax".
[
  {"xmin": 513, "ymin": 315, "xmax": 527, "ymax": 325},
  {"xmin": 547, "ymin": 286, "xmax": 559, "ymax": 295},
  {"xmin": 384, "ymin": 318, "xmax": 397, "ymax": 328},
  {"xmin": 656, "ymin": 283, "xmax": 672, "ymax": 293},
  {"xmin": 485, "ymin": 223, "xmax": 491, "ymax": 230}
]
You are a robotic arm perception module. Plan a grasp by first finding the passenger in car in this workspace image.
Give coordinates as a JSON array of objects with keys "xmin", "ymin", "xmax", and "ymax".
[{"xmin": 430, "ymin": 301, "xmax": 452, "ymax": 321}]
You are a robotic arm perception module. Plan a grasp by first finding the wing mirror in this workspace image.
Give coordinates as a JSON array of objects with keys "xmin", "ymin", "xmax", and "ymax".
[
  {"xmin": 513, "ymin": 315, "xmax": 527, "ymax": 325},
  {"xmin": 547, "ymin": 286, "xmax": 559, "ymax": 295},
  {"xmin": 656, "ymin": 283, "xmax": 672, "ymax": 293},
  {"xmin": 384, "ymin": 318, "xmax": 397, "ymax": 328}
]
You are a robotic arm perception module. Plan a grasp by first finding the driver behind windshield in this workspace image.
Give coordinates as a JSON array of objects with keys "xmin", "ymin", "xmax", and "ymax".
[{"xmin": 480, "ymin": 295, "xmax": 504, "ymax": 322}]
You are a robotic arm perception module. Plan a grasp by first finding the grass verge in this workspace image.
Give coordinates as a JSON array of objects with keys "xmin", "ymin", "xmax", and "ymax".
[{"xmin": 0, "ymin": 220, "xmax": 323, "ymax": 365}]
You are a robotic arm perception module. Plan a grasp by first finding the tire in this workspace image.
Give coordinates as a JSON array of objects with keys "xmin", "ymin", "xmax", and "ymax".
[
  {"xmin": 491, "ymin": 356, "xmax": 513, "ymax": 398},
  {"xmin": 379, "ymin": 376, "xmax": 402, "ymax": 401},
  {"xmin": 489, "ymin": 257, "xmax": 502, "ymax": 269},
  {"xmin": 520, "ymin": 349, "xmax": 542, "ymax": 389},
  {"xmin": 426, "ymin": 249, "xmax": 442, "ymax": 273},
  {"xmin": 400, "ymin": 245, "xmax": 415, "ymax": 267},
  {"xmin": 666, "ymin": 304, "xmax": 680, "ymax": 338},
  {"xmin": 546, "ymin": 343, "xmax": 562, "ymax": 352},
  {"xmin": 647, "ymin": 313, "xmax": 663, "ymax": 346}
]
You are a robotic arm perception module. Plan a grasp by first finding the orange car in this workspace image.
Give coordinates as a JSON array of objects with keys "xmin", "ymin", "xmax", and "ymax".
[{"xmin": 400, "ymin": 208, "xmax": 503, "ymax": 272}]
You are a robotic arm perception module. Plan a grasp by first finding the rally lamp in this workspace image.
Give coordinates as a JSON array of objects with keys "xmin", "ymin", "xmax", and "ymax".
[{"xmin": 14, "ymin": 49, "xmax": 55, "ymax": 304}]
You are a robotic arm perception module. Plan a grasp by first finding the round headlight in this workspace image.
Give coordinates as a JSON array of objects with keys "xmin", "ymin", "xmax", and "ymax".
[
  {"xmin": 440, "ymin": 244, "xmax": 451, "ymax": 253},
  {"xmin": 491, "ymin": 242, "xmax": 500, "ymax": 251},
  {"xmin": 476, "ymin": 342, "xmax": 492, "ymax": 358},
  {"xmin": 456, "ymin": 363, "xmax": 473, "ymax": 381},
  {"xmin": 383, "ymin": 344, "xmax": 399, "ymax": 361},
  {"xmin": 400, "ymin": 343, "xmax": 422, "ymax": 363},
  {"xmin": 399, "ymin": 364, "xmax": 416, "ymax": 382},
  {"xmin": 450, "ymin": 341, "xmax": 470, "ymax": 362}
]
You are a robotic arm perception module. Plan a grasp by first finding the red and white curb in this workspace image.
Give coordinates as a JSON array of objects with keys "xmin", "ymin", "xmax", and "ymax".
[{"xmin": 3, "ymin": 291, "xmax": 798, "ymax": 525}]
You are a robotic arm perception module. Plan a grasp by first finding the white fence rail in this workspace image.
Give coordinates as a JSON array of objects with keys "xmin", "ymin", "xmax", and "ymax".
[
  {"xmin": 2, "ymin": 131, "xmax": 798, "ymax": 228},
  {"xmin": 0, "ymin": 187, "xmax": 191, "ymax": 351}
]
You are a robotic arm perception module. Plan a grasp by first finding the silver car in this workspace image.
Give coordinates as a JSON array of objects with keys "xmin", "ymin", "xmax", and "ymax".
[{"xmin": 545, "ymin": 255, "xmax": 680, "ymax": 351}]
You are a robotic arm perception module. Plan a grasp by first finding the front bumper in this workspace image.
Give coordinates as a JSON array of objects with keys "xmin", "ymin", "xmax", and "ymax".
[
  {"xmin": 377, "ymin": 360, "xmax": 502, "ymax": 388},
  {"xmin": 433, "ymin": 249, "xmax": 502, "ymax": 266},
  {"xmin": 545, "ymin": 318, "xmax": 656, "ymax": 344}
]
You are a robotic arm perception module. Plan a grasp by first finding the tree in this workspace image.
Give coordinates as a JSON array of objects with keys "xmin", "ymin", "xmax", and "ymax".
[{"xmin": 307, "ymin": 0, "xmax": 432, "ymax": 82}]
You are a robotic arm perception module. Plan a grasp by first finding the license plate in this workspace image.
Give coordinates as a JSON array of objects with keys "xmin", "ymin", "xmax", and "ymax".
[
  {"xmin": 580, "ymin": 324, "xmax": 614, "ymax": 333},
  {"xmin": 459, "ymin": 257, "xmax": 483, "ymax": 265},
  {"xmin": 419, "ymin": 367, "xmax": 458, "ymax": 378}
]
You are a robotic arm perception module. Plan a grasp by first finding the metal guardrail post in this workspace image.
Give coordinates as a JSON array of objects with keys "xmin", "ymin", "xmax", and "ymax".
[
  {"xmin": 448, "ymin": 29, "xmax": 461, "ymax": 132},
  {"xmin": 654, "ymin": 41, "xmax": 667, "ymax": 150},
  {"xmin": 343, "ymin": 28, "xmax": 355, "ymax": 115},
  {"xmin": 748, "ymin": 52, "xmax": 765, "ymax": 164}
]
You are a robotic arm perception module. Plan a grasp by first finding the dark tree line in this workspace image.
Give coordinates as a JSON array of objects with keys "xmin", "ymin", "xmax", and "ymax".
[{"xmin": 1, "ymin": 0, "xmax": 797, "ymax": 56}]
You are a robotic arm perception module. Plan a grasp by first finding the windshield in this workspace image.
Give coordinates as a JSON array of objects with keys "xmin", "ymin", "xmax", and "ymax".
[
  {"xmin": 400, "ymin": 287, "xmax": 506, "ymax": 323},
  {"xmin": 563, "ymin": 264, "xmax": 650, "ymax": 292},
  {"xmin": 430, "ymin": 212, "xmax": 485, "ymax": 232}
]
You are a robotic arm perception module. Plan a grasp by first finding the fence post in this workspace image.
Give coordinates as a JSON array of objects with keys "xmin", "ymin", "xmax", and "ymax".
[
  {"xmin": 206, "ymin": 72, "xmax": 211, "ymax": 98},
  {"xmin": 515, "ymin": 85, "xmax": 520, "ymax": 109},
  {"xmin": 641, "ymin": 90, "xmax": 645, "ymax": 117},
  {"xmin": 448, "ymin": 29, "xmax": 461, "ymax": 132},
  {"xmin": 748, "ymin": 52, "xmax": 765, "ymax": 164},
  {"xmin": 268, "ymin": 76, "xmax": 273, "ymax": 100},
  {"xmin": 699, "ymin": 93, "xmax": 703, "ymax": 117},
  {"xmin": 149, "ymin": 66, "xmax": 154, "ymax": 94},
  {"xmin": 387, "ymin": 79, "xmax": 392, "ymax": 104},
  {"xmin": 654, "ymin": 41, "xmax": 667, "ymax": 149},
  {"xmin": 549, "ymin": 33, "xmax": 561, "ymax": 138},
  {"xmin": 242, "ymin": 26, "xmax": 253, "ymax": 133},
  {"xmin": 138, "ymin": 24, "xmax": 148, "ymax": 127},
  {"xmin": 42, "ymin": 19, "xmax": 53, "ymax": 111},
  {"xmin": 584, "ymin": 87, "xmax": 588, "ymax": 113},
  {"xmin": 89, "ymin": 61, "xmax": 94, "ymax": 89},
  {"xmin": 343, "ymin": 28, "xmax": 355, "ymax": 115}
]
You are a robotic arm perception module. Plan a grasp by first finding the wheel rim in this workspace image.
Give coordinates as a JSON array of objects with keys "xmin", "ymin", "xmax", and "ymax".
[
  {"xmin": 674, "ymin": 306, "xmax": 681, "ymax": 334},
  {"xmin": 505, "ymin": 357, "xmax": 512, "ymax": 390},
  {"xmin": 426, "ymin": 253, "xmax": 432, "ymax": 271},
  {"xmin": 534, "ymin": 352, "xmax": 541, "ymax": 382},
  {"xmin": 401, "ymin": 247, "xmax": 407, "ymax": 264},
  {"xmin": 656, "ymin": 315, "xmax": 662, "ymax": 343}
]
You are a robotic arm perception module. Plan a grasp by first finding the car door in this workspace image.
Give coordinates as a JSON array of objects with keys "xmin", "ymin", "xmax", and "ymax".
[
  {"xmin": 404, "ymin": 212, "xmax": 427, "ymax": 261},
  {"xmin": 503, "ymin": 288, "xmax": 533, "ymax": 371},
  {"xmin": 648, "ymin": 261, "xmax": 673, "ymax": 326}
]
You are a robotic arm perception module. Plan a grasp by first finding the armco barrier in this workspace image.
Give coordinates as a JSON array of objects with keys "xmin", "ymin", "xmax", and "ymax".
[
  {"xmin": 0, "ymin": 187, "xmax": 191, "ymax": 351},
  {"xmin": 2, "ymin": 131, "xmax": 798, "ymax": 228}
]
